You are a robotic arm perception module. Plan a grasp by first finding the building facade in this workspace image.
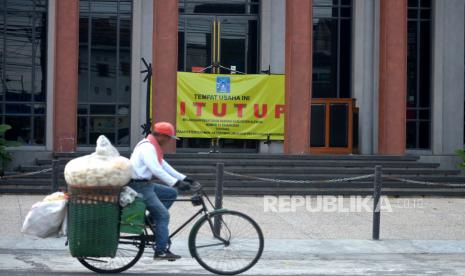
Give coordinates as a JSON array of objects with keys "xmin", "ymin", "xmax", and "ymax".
[{"xmin": 0, "ymin": 0, "xmax": 464, "ymax": 168}]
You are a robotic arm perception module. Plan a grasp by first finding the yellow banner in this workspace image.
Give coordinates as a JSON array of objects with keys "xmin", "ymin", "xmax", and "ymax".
[{"xmin": 176, "ymin": 72, "xmax": 285, "ymax": 140}]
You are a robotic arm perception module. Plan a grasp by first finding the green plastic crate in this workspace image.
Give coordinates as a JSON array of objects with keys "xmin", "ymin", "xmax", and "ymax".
[
  {"xmin": 68, "ymin": 201, "xmax": 120, "ymax": 258},
  {"xmin": 120, "ymin": 198, "xmax": 146, "ymax": 234}
]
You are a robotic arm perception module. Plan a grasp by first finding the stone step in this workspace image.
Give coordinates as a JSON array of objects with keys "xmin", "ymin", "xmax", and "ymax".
[
  {"xmin": 53, "ymin": 152, "xmax": 420, "ymax": 161},
  {"xmin": 1, "ymin": 153, "xmax": 459, "ymax": 196},
  {"xmin": 204, "ymin": 180, "xmax": 465, "ymax": 189},
  {"xmin": 178, "ymin": 174, "xmax": 465, "ymax": 181},
  {"xmin": 1, "ymin": 185, "xmax": 464, "ymax": 197},
  {"xmin": 164, "ymin": 160, "xmax": 441, "ymax": 168},
  {"xmin": 0, "ymin": 178, "xmax": 66, "ymax": 186},
  {"xmin": 37, "ymin": 157, "xmax": 427, "ymax": 167},
  {"xmin": 15, "ymin": 165, "xmax": 460, "ymax": 177},
  {"xmin": 37, "ymin": 158, "xmax": 438, "ymax": 168},
  {"xmin": 4, "ymin": 173, "xmax": 465, "ymax": 192},
  {"xmin": 212, "ymin": 187, "xmax": 465, "ymax": 196},
  {"xmin": 165, "ymin": 153, "xmax": 420, "ymax": 161},
  {"xmin": 54, "ymin": 152, "xmax": 131, "ymax": 158},
  {"xmin": 2, "ymin": 177, "xmax": 464, "ymax": 191}
]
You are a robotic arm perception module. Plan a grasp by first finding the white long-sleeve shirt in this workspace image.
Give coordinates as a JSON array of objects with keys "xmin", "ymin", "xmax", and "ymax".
[{"xmin": 130, "ymin": 139, "xmax": 186, "ymax": 186}]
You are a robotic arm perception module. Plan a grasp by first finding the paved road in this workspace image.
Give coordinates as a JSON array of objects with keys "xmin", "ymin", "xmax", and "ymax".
[
  {"xmin": 2, "ymin": 249, "xmax": 465, "ymax": 275},
  {"xmin": 2, "ymin": 238, "xmax": 465, "ymax": 275}
]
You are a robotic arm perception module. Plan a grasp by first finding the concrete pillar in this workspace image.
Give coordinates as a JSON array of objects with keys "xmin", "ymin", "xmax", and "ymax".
[
  {"xmin": 53, "ymin": 0, "xmax": 79, "ymax": 153},
  {"xmin": 372, "ymin": 0, "xmax": 381, "ymax": 153},
  {"xmin": 270, "ymin": 0, "xmax": 285, "ymax": 74},
  {"xmin": 352, "ymin": 0, "xmax": 377, "ymax": 154},
  {"xmin": 260, "ymin": 0, "xmax": 285, "ymax": 153},
  {"xmin": 152, "ymin": 0, "xmax": 178, "ymax": 153},
  {"xmin": 260, "ymin": 0, "xmax": 272, "ymax": 72},
  {"xmin": 130, "ymin": 0, "xmax": 153, "ymax": 148},
  {"xmin": 284, "ymin": 0, "xmax": 312, "ymax": 154},
  {"xmin": 261, "ymin": 0, "xmax": 286, "ymax": 72},
  {"xmin": 432, "ymin": 0, "xmax": 465, "ymax": 155},
  {"xmin": 46, "ymin": 0, "xmax": 56, "ymax": 151},
  {"xmin": 378, "ymin": 0, "xmax": 407, "ymax": 155}
]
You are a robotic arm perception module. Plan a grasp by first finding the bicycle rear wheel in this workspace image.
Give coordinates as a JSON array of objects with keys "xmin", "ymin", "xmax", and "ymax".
[
  {"xmin": 77, "ymin": 232, "xmax": 146, "ymax": 273},
  {"xmin": 188, "ymin": 210, "xmax": 264, "ymax": 275}
]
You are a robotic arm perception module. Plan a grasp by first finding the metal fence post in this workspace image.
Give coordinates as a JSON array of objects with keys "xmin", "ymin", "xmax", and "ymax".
[
  {"xmin": 214, "ymin": 163, "xmax": 224, "ymax": 235},
  {"xmin": 372, "ymin": 165, "xmax": 382, "ymax": 240},
  {"xmin": 51, "ymin": 159, "xmax": 59, "ymax": 192}
]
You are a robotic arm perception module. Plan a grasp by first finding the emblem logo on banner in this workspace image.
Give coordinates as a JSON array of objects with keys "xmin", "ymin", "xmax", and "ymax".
[{"xmin": 216, "ymin": 76, "xmax": 230, "ymax": 93}]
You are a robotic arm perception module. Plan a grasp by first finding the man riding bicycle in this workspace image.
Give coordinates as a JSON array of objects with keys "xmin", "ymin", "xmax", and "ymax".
[{"xmin": 129, "ymin": 121, "xmax": 195, "ymax": 261}]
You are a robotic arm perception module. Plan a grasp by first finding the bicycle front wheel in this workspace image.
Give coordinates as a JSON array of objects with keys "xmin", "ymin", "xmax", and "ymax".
[
  {"xmin": 77, "ymin": 232, "xmax": 146, "ymax": 274},
  {"xmin": 188, "ymin": 210, "xmax": 264, "ymax": 275}
]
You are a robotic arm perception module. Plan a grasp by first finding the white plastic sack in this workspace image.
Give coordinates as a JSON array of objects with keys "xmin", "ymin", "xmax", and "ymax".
[
  {"xmin": 64, "ymin": 135, "xmax": 133, "ymax": 187},
  {"xmin": 21, "ymin": 199, "xmax": 67, "ymax": 238},
  {"xmin": 43, "ymin": 191, "xmax": 67, "ymax": 202},
  {"xmin": 119, "ymin": 186, "xmax": 140, "ymax": 207},
  {"xmin": 59, "ymin": 212, "xmax": 68, "ymax": 237}
]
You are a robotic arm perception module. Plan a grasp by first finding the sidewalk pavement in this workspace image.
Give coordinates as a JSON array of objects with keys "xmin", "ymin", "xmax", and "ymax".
[
  {"xmin": 3, "ymin": 194, "xmax": 465, "ymax": 239},
  {"xmin": 1, "ymin": 194, "xmax": 465, "ymax": 275}
]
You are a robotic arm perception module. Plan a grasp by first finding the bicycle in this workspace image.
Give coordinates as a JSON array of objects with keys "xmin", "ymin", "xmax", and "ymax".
[{"xmin": 76, "ymin": 183, "xmax": 264, "ymax": 275}]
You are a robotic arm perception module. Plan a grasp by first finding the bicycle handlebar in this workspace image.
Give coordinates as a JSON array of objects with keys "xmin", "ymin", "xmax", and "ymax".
[
  {"xmin": 188, "ymin": 181, "xmax": 217, "ymax": 209},
  {"xmin": 190, "ymin": 181, "xmax": 202, "ymax": 192}
]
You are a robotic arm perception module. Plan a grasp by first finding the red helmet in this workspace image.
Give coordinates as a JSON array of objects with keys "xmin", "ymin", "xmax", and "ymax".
[{"xmin": 153, "ymin": 122, "xmax": 179, "ymax": 140}]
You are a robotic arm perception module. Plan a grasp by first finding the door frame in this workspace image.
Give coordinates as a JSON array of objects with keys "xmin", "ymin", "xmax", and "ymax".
[
  {"xmin": 179, "ymin": 14, "xmax": 259, "ymax": 74},
  {"xmin": 177, "ymin": 14, "xmax": 261, "ymax": 153}
]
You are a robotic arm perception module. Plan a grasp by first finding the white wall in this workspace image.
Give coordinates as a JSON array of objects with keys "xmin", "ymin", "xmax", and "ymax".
[{"xmin": 46, "ymin": 0, "xmax": 56, "ymax": 151}]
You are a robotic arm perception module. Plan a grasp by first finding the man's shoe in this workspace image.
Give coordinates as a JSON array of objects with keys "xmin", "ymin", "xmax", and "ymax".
[{"xmin": 154, "ymin": 250, "xmax": 181, "ymax": 261}]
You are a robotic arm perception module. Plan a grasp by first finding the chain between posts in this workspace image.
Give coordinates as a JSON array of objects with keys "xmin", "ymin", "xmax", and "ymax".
[
  {"xmin": 223, "ymin": 165, "xmax": 465, "ymax": 242},
  {"xmin": 0, "ymin": 168, "xmax": 52, "ymax": 179},
  {"xmin": 0, "ymin": 163, "xmax": 59, "ymax": 192},
  {"xmin": 224, "ymin": 171, "xmax": 374, "ymax": 184},
  {"xmin": 224, "ymin": 170, "xmax": 465, "ymax": 187}
]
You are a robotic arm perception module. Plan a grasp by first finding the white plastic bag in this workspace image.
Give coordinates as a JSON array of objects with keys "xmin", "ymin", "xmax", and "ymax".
[
  {"xmin": 59, "ymin": 212, "xmax": 68, "ymax": 236},
  {"xmin": 21, "ymin": 199, "xmax": 67, "ymax": 238},
  {"xmin": 119, "ymin": 186, "xmax": 140, "ymax": 207},
  {"xmin": 64, "ymin": 135, "xmax": 133, "ymax": 187},
  {"xmin": 43, "ymin": 191, "xmax": 68, "ymax": 202}
]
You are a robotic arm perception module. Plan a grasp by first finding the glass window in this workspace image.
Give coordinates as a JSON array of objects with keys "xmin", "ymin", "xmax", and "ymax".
[
  {"xmin": 0, "ymin": 0, "xmax": 48, "ymax": 145},
  {"xmin": 312, "ymin": 0, "xmax": 352, "ymax": 98},
  {"xmin": 179, "ymin": 0, "xmax": 259, "ymax": 15},
  {"xmin": 78, "ymin": 0, "xmax": 132, "ymax": 146},
  {"xmin": 177, "ymin": 0, "xmax": 260, "ymax": 152},
  {"xmin": 407, "ymin": 0, "xmax": 431, "ymax": 149}
]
